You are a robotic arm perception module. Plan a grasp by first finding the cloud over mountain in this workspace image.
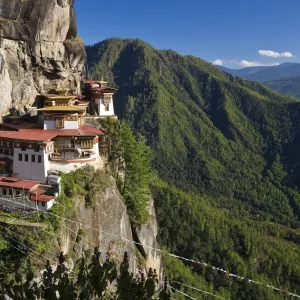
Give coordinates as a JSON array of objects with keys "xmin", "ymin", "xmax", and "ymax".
[
  {"xmin": 258, "ymin": 50, "xmax": 293, "ymax": 58},
  {"xmin": 232, "ymin": 60, "xmax": 280, "ymax": 67},
  {"xmin": 212, "ymin": 59, "xmax": 223, "ymax": 65}
]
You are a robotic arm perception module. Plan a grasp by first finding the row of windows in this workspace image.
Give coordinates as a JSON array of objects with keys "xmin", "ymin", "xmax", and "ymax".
[
  {"xmin": 0, "ymin": 141, "xmax": 40, "ymax": 151},
  {"xmin": 18, "ymin": 153, "xmax": 42, "ymax": 163}
]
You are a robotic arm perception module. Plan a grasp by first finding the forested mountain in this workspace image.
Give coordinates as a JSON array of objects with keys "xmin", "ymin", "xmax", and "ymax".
[
  {"xmin": 264, "ymin": 76, "xmax": 300, "ymax": 99},
  {"xmin": 86, "ymin": 38, "xmax": 300, "ymax": 299}
]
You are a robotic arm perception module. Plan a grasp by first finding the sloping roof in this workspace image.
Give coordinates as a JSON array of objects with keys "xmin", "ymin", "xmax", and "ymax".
[
  {"xmin": 37, "ymin": 106, "xmax": 85, "ymax": 112},
  {"xmin": 90, "ymin": 87, "xmax": 117, "ymax": 92},
  {"xmin": 78, "ymin": 125, "xmax": 105, "ymax": 136},
  {"xmin": 0, "ymin": 125, "xmax": 104, "ymax": 142},
  {"xmin": 0, "ymin": 177, "xmax": 39, "ymax": 190},
  {"xmin": 0, "ymin": 130, "xmax": 58, "ymax": 141},
  {"xmin": 30, "ymin": 194, "xmax": 54, "ymax": 203},
  {"xmin": 84, "ymin": 80, "xmax": 108, "ymax": 84}
]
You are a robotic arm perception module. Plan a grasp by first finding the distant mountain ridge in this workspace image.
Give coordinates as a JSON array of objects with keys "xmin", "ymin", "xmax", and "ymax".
[
  {"xmin": 264, "ymin": 76, "xmax": 300, "ymax": 98},
  {"xmin": 218, "ymin": 62, "xmax": 300, "ymax": 98}
]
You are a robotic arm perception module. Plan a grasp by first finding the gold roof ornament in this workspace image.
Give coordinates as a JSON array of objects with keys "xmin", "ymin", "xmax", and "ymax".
[{"xmin": 56, "ymin": 86, "xmax": 69, "ymax": 96}]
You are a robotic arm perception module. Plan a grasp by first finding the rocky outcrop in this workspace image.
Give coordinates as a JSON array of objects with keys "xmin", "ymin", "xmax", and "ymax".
[
  {"xmin": 0, "ymin": 0, "xmax": 86, "ymax": 115},
  {"xmin": 58, "ymin": 175, "xmax": 162, "ymax": 277},
  {"xmin": 134, "ymin": 197, "xmax": 163, "ymax": 278}
]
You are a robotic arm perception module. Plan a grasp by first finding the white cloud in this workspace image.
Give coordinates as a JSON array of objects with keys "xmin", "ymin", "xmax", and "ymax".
[
  {"xmin": 258, "ymin": 50, "xmax": 293, "ymax": 58},
  {"xmin": 231, "ymin": 60, "xmax": 280, "ymax": 67},
  {"xmin": 212, "ymin": 59, "xmax": 223, "ymax": 66}
]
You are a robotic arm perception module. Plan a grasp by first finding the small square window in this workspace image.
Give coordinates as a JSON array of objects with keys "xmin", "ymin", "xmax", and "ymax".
[
  {"xmin": 18, "ymin": 154, "xmax": 22, "ymax": 161},
  {"xmin": 56, "ymin": 118, "xmax": 64, "ymax": 129},
  {"xmin": 25, "ymin": 154, "xmax": 28, "ymax": 162},
  {"xmin": 21, "ymin": 144, "xmax": 26, "ymax": 151},
  {"xmin": 34, "ymin": 145, "xmax": 40, "ymax": 152},
  {"xmin": 31, "ymin": 155, "xmax": 35, "ymax": 163},
  {"xmin": 38, "ymin": 155, "xmax": 42, "ymax": 163},
  {"xmin": 42, "ymin": 202, "xmax": 46, "ymax": 207}
]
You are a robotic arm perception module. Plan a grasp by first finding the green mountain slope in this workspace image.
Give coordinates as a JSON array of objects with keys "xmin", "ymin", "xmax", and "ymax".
[
  {"xmin": 264, "ymin": 76, "xmax": 300, "ymax": 99},
  {"xmin": 86, "ymin": 38, "xmax": 300, "ymax": 299}
]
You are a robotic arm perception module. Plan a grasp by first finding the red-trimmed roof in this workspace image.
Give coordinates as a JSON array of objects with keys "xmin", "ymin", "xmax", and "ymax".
[
  {"xmin": 78, "ymin": 125, "xmax": 105, "ymax": 136},
  {"xmin": 0, "ymin": 125, "xmax": 104, "ymax": 142},
  {"xmin": 0, "ymin": 130, "xmax": 59, "ymax": 141},
  {"xmin": 31, "ymin": 187, "xmax": 47, "ymax": 196},
  {"xmin": 84, "ymin": 80, "xmax": 100, "ymax": 84},
  {"xmin": 30, "ymin": 194, "xmax": 55, "ymax": 203},
  {"xmin": 0, "ymin": 177, "xmax": 39, "ymax": 190}
]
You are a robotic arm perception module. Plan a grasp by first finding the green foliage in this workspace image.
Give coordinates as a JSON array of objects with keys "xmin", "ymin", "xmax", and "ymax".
[
  {"xmin": 111, "ymin": 121, "xmax": 152, "ymax": 225},
  {"xmin": 0, "ymin": 250, "xmax": 167, "ymax": 300},
  {"xmin": 87, "ymin": 38, "xmax": 300, "ymax": 299},
  {"xmin": 60, "ymin": 166, "xmax": 112, "ymax": 208},
  {"xmin": 264, "ymin": 76, "xmax": 300, "ymax": 99}
]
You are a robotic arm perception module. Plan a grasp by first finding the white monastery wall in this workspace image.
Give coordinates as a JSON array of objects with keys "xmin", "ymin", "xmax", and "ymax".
[
  {"xmin": 49, "ymin": 156, "xmax": 103, "ymax": 174},
  {"xmin": 13, "ymin": 148, "xmax": 49, "ymax": 183},
  {"xmin": 44, "ymin": 120, "xmax": 56, "ymax": 130},
  {"xmin": 64, "ymin": 120, "xmax": 79, "ymax": 129},
  {"xmin": 44, "ymin": 119, "xmax": 79, "ymax": 130},
  {"xmin": 95, "ymin": 98, "xmax": 115, "ymax": 117}
]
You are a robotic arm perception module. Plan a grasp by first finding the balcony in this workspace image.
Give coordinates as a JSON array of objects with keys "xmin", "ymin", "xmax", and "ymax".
[
  {"xmin": 54, "ymin": 146, "xmax": 75, "ymax": 152},
  {"xmin": 50, "ymin": 151, "xmax": 96, "ymax": 163}
]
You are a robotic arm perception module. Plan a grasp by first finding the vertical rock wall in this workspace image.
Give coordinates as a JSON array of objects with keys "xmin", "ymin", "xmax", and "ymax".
[
  {"xmin": 0, "ymin": 0, "xmax": 86, "ymax": 114},
  {"xmin": 59, "ymin": 176, "xmax": 162, "ymax": 277}
]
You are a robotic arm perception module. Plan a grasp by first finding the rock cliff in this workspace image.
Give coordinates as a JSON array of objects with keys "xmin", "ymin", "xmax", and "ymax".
[
  {"xmin": 58, "ymin": 175, "xmax": 162, "ymax": 278},
  {"xmin": 0, "ymin": 0, "xmax": 86, "ymax": 114}
]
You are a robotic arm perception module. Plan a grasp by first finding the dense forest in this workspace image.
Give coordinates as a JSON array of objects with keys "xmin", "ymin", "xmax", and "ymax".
[{"xmin": 86, "ymin": 38, "xmax": 300, "ymax": 299}]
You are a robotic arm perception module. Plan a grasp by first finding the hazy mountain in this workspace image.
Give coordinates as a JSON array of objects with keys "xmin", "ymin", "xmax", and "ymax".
[
  {"xmin": 87, "ymin": 38, "xmax": 300, "ymax": 299},
  {"xmin": 218, "ymin": 62, "xmax": 300, "ymax": 82},
  {"xmin": 264, "ymin": 76, "xmax": 300, "ymax": 98},
  {"xmin": 218, "ymin": 65, "xmax": 270, "ymax": 77},
  {"xmin": 218, "ymin": 62, "xmax": 300, "ymax": 98}
]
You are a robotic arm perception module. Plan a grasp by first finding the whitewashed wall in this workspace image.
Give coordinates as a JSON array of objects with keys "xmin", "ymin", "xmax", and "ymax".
[
  {"xmin": 13, "ymin": 148, "xmax": 49, "ymax": 182},
  {"xmin": 95, "ymin": 98, "xmax": 115, "ymax": 117}
]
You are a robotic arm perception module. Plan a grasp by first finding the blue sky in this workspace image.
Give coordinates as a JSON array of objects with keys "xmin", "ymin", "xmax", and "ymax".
[{"xmin": 75, "ymin": 0, "xmax": 300, "ymax": 69}]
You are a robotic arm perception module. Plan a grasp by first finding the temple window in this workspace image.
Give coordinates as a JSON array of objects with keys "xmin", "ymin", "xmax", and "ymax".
[
  {"xmin": 56, "ymin": 118, "xmax": 64, "ymax": 129},
  {"xmin": 18, "ymin": 154, "xmax": 22, "ymax": 161},
  {"xmin": 34, "ymin": 145, "xmax": 40, "ymax": 152},
  {"xmin": 32, "ymin": 155, "xmax": 35, "ymax": 163},
  {"xmin": 38, "ymin": 155, "xmax": 42, "ymax": 163},
  {"xmin": 81, "ymin": 140, "xmax": 93, "ymax": 149},
  {"xmin": 25, "ymin": 154, "xmax": 28, "ymax": 162}
]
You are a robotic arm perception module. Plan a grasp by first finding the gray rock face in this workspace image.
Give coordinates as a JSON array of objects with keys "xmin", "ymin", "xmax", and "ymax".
[
  {"xmin": 59, "ymin": 176, "xmax": 162, "ymax": 277},
  {"xmin": 136, "ymin": 197, "xmax": 163, "ymax": 279},
  {"xmin": 0, "ymin": 0, "xmax": 86, "ymax": 114}
]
